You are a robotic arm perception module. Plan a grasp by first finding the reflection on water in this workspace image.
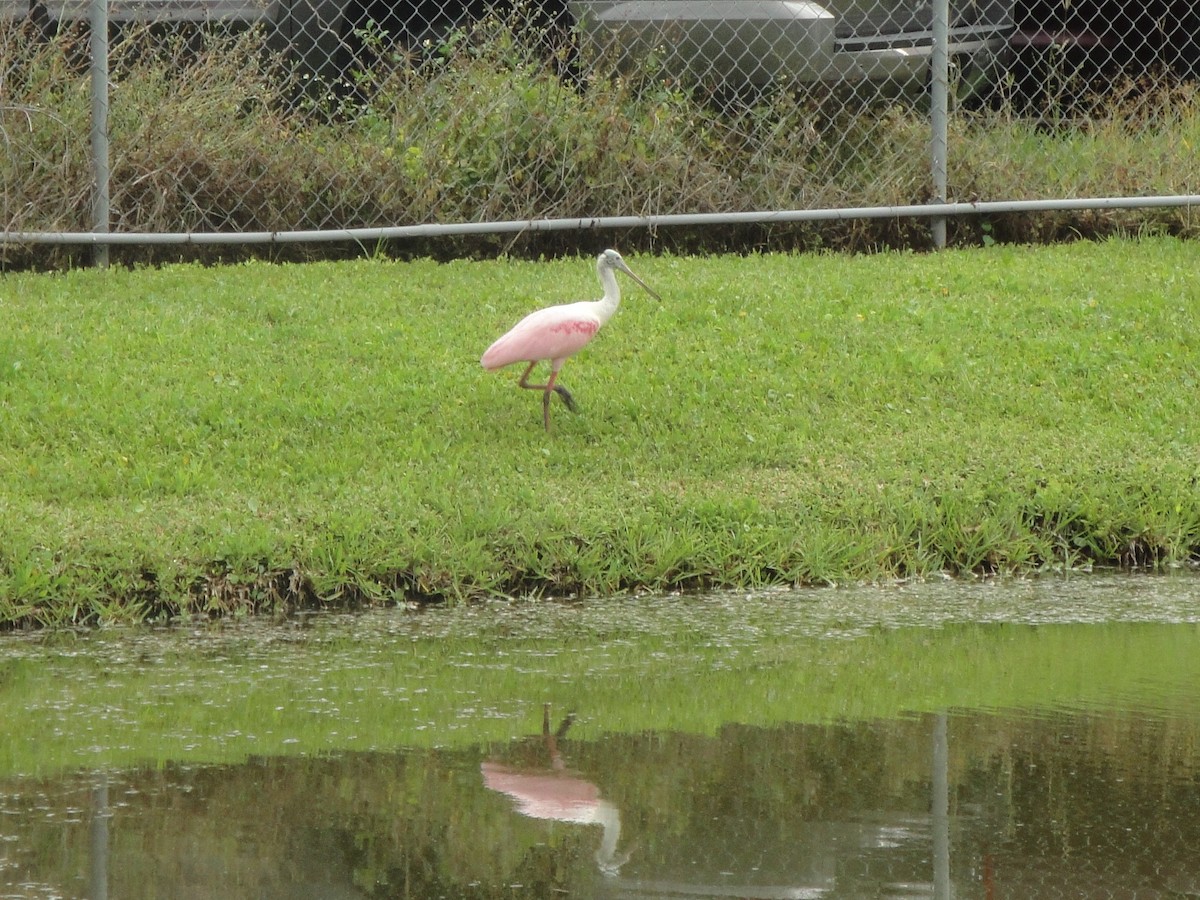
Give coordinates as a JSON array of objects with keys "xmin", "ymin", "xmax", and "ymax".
[
  {"xmin": 88, "ymin": 775, "xmax": 109, "ymax": 900},
  {"xmin": 1, "ymin": 576, "xmax": 1199, "ymax": 898},
  {"xmin": 5, "ymin": 691, "xmax": 1200, "ymax": 897},
  {"xmin": 481, "ymin": 705, "xmax": 630, "ymax": 878}
]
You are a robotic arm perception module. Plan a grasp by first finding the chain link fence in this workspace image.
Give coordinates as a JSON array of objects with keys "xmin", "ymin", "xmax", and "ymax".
[{"xmin": 2, "ymin": 0, "xmax": 1199, "ymax": 265}]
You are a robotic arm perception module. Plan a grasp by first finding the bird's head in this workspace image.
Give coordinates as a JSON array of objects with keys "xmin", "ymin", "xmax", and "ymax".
[
  {"xmin": 599, "ymin": 248, "xmax": 625, "ymax": 268},
  {"xmin": 597, "ymin": 249, "xmax": 661, "ymax": 301}
]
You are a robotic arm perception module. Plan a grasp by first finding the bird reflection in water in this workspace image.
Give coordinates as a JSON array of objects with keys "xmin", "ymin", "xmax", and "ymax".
[{"xmin": 481, "ymin": 704, "xmax": 631, "ymax": 876}]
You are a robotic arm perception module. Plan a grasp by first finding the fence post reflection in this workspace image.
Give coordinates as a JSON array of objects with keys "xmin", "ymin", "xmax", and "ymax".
[
  {"xmin": 90, "ymin": 772, "xmax": 111, "ymax": 900},
  {"xmin": 932, "ymin": 712, "xmax": 951, "ymax": 900}
]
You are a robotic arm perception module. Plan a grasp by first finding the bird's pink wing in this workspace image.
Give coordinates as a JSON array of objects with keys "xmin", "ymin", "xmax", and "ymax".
[{"xmin": 481, "ymin": 303, "xmax": 601, "ymax": 370}]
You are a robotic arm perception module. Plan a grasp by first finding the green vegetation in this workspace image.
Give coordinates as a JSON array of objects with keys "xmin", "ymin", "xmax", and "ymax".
[
  {"xmin": 2, "ymin": 20, "xmax": 1199, "ymax": 270},
  {"xmin": 1, "ymin": 237, "xmax": 1199, "ymax": 626}
]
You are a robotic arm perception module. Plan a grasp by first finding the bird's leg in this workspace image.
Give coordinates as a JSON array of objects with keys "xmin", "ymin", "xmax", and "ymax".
[
  {"xmin": 516, "ymin": 362, "xmax": 557, "ymax": 431},
  {"xmin": 517, "ymin": 363, "xmax": 578, "ymax": 428},
  {"xmin": 553, "ymin": 382, "xmax": 578, "ymax": 413},
  {"xmin": 542, "ymin": 370, "xmax": 564, "ymax": 431},
  {"xmin": 517, "ymin": 361, "xmax": 540, "ymax": 391}
]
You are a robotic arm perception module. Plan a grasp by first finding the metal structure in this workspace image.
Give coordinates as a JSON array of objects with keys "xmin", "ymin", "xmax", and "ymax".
[{"xmin": 2, "ymin": 0, "xmax": 1198, "ymax": 263}]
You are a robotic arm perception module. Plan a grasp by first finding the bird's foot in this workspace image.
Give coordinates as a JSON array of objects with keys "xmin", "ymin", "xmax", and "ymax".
[{"xmin": 554, "ymin": 385, "xmax": 579, "ymax": 413}]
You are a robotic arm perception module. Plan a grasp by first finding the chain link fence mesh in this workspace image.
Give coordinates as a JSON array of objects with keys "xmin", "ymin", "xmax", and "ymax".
[{"xmin": 2, "ymin": 1, "xmax": 1199, "ymax": 263}]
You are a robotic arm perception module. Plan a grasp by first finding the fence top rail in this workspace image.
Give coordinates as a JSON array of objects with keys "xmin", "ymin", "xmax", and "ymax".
[{"xmin": 4, "ymin": 196, "xmax": 1198, "ymax": 247}]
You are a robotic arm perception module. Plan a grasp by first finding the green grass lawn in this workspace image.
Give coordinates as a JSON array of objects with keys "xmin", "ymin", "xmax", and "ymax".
[{"xmin": 1, "ymin": 237, "xmax": 1198, "ymax": 626}]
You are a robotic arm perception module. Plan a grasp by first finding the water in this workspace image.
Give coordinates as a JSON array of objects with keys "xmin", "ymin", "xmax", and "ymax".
[{"xmin": 1, "ymin": 573, "xmax": 1198, "ymax": 898}]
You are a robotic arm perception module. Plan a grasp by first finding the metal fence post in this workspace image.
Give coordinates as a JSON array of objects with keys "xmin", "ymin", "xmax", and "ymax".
[
  {"xmin": 89, "ymin": 0, "xmax": 110, "ymax": 268},
  {"xmin": 929, "ymin": 0, "xmax": 950, "ymax": 249}
]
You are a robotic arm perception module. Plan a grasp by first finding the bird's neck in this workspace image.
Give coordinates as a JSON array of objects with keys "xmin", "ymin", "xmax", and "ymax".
[{"xmin": 595, "ymin": 267, "xmax": 621, "ymax": 325}]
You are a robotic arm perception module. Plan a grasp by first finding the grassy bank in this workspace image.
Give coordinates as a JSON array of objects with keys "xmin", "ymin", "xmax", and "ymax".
[{"xmin": 1, "ymin": 237, "xmax": 1199, "ymax": 626}]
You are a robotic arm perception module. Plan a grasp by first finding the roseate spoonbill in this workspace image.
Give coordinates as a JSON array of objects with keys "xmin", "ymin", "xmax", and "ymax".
[{"xmin": 480, "ymin": 249, "xmax": 660, "ymax": 431}]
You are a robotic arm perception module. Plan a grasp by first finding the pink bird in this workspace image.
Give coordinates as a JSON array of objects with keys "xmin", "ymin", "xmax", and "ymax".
[{"xmin": 481, "ymin": 249, "xmax": 660, "ymax": 431}]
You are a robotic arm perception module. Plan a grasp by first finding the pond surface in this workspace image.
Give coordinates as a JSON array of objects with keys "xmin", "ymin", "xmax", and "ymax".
[{"xmin": 1, "ymin": 573, "xmax": 1199, "ymax": 899}]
